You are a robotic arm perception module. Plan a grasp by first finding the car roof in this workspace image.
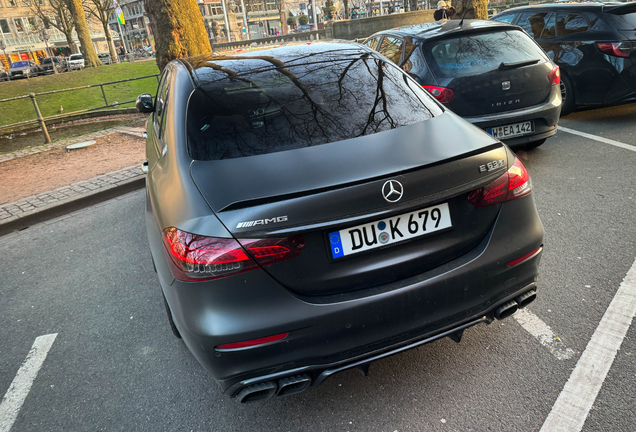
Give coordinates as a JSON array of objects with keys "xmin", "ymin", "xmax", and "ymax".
[
  {"xmin": 372, "ymin": 19, "xmax": 522, "ymax": 41},
  {"xmin": 497, "ymin": 1, "xmax": 626, "ymax": 14},
  {"xmin": 179, "ymin": 41, "xmax": 376, "ymax": 87}
]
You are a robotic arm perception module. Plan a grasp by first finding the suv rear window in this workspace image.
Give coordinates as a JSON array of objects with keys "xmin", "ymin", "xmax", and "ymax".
[
  {"xmin": 423, "ymin": 30, "xmax": 549, "ymax": 78},
  {"xmin": 187, "ymin": 54, "xmax": 437, "ymax": 161}
]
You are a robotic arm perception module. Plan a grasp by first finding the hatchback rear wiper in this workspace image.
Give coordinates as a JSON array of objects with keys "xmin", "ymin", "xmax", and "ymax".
[{"xmin": 498, "ymin": 59, "xmax": 540, "ymax": 70}]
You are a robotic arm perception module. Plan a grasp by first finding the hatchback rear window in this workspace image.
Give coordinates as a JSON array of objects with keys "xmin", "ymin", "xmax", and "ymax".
[
  {"xmin": 611, "ymin": 12, "xmax": 636, "ymax": 28},
  {"xmin": 70, "ymin": 54, "xmax": 83, "ymax": 60},
  {"xmin": 187, "ymin": 53, "xmax": 437, "ymax": 161},
  {"xmin": 423, "ymin": 30, "xmax": 548, "ymax": 78}
]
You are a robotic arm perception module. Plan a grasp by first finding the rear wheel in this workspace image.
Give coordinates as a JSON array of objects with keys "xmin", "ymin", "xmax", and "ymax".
[{"xmin": 560, "ymin": 73, "xmax": 575, "ymax": 116}]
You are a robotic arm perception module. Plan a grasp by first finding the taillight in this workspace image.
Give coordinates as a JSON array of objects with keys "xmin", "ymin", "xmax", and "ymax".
[
  {"xmin": 547, "ymin": 65, "xmax": 560, "ymax": 86},
  {"xmin": 162, "ymin": 227, "xmax": 304, "ymax": 281},
  {"xmin": 597, "ymin": 41, "xmax": 632, "ymax": 58},
  {"xmin": 468, "ymin": 157, "xmax": 533, "ymax": 207},
  {"xmin": 422, "ymin": 85, "xmax": 454, "ymax": 104}
]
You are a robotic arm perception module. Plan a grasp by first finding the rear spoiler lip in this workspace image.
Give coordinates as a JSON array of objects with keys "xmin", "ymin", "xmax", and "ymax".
[
  {"xmin": 603, "ymin": 3, "xmax": 636, "ymax": 15},
  {"xmin": 214, "ymin": 143, "xmax": 504, "ymax": 213}
]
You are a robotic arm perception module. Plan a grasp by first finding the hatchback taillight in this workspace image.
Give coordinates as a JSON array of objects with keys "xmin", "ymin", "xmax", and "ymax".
[
  {"xmin": 468, "ymin": 157, "xmax": 533, "ymax": 207},
  {"xmin": 597, "ymin": 41, "xmax": 633, "ymax": 58},
  {"xmin": 547, "ymin": 65, "xmax": 561, "ymax": 86},
  {"xmin": 162, "ymin": 227, "xmax": 304, "ymax": 281},
  {"xmin": 422, "ymin": 85, "xmax": 454, "ymax": 104}
]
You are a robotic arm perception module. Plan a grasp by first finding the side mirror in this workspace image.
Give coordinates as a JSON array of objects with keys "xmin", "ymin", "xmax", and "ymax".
[{"xmin": 136, "ymin": 93, "xmax": 154, "ymax": 113}]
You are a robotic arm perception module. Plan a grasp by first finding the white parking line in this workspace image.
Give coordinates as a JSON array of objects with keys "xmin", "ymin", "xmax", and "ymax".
[
  {"xmin": 513, "ymin": 309, "xmax": 575, "ymax": 361},
  {"xmin": 559, "ymin": 126, "xmax": 636, "ymax": 152},
  {"xmin": 0, "ymin": 333, "xmax": 58, "ymax": 432},
  {"xmin": 540, "ymin": 258, "xmax": 636, "ymax": 432}
]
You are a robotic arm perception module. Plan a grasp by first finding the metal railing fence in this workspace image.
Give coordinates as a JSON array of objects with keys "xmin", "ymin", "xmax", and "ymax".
[{"xmin": 0, "ymin": 74, "xmax": 159, "ymax": 143}]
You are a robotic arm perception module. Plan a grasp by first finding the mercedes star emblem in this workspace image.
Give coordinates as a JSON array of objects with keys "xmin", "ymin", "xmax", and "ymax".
[{"xmin": 382, "ymin": 180, "xmax": 404, "ymax": 203}]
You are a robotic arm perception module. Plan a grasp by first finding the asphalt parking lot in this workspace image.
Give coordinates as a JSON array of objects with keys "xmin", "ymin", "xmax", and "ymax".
[{"xmin": 1, "ymin": 102, "xmax": 635, "ymax": 432}]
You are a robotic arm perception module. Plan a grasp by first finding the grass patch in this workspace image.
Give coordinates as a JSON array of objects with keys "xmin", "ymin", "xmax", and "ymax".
[{"xmin": 0, "ymin": 60, "xmax": 160, "ymax": 127}]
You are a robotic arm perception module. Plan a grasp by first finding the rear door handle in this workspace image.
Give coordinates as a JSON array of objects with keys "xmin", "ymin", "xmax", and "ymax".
[{"xmin": 141, "ymin": 160, "xmax": 149, "ymax": 174}]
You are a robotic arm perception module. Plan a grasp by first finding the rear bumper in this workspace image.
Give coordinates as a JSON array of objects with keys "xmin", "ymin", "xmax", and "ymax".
[
  {"xmin": 152, "ymin": 191, "xmax": 544, "ymax": 396},
  {"xmin": 463, "ymin": 86, "xmax": 561, "ymax": 146}
]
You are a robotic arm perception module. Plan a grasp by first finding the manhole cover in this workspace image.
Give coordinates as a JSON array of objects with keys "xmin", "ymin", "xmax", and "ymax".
[{"xmin": 66, "ymin": 140, "xmax": 97, "ymax": 151}]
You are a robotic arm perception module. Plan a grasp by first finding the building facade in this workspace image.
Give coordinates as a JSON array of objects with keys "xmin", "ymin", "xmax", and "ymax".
[
  {"xmin": 0, "ymin": 0, "xmax": 111, "ymax": 70},
  {"xmin": 107, "ymin": 0, "xmax": 154, "ymax": 52},
  {"xmin": 198, "ymin": 0, "xmax": 284, "ymax": 42}
]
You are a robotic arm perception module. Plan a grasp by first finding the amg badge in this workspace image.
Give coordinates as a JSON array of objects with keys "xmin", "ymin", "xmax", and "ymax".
[{"xmin": 236, "ymin": 216, "xmax": 288, "ymax": 229}]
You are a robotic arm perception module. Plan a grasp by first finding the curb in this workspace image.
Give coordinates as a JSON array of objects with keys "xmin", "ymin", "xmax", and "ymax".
[{"xmin": 0, "ymin": 174, "xmax": 145, "ymax": 238}]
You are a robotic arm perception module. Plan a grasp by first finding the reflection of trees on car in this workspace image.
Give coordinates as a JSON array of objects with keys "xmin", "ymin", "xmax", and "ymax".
[{"xmin": 186, "ymin": 49, "xmax": 433, "ymax": 160}]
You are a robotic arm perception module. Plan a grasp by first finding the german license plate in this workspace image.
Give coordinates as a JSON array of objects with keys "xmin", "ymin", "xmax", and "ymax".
[
  {"xmin": 328, "ymin": 203, "xmax": 452, "ymax": 259},
  {"xmin": 487, "ymin": 121, "xmax": 534, "ymax": 139}
]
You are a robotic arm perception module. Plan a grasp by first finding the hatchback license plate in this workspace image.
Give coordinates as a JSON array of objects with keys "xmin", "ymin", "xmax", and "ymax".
[
  {"xmin": 328, "ymin": 203, "xmax": 452, "ymax": 259},
  {"xmin": 487, "ymin": 121, "xmax": 534, "ymax": 139}
]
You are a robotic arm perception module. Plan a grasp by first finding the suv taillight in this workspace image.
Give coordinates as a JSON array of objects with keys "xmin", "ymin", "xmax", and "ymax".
[
  {"xmin": 548, "ymin": 65, "xmax": 561, "ymax": 86},
  {"xmin": 468, "ymin": 156, "xmax": 533, "ymax": 207},
  {"xmin": 162, "ymin": 227, "xmax": 304, "ymax": 281},
  {"xmin": 597, "ymin": 41, "xmax": 633, "ymax": 58},
  {"xmin": 422, "ymin": 85, "xmax": 454, "ymax": 104}
]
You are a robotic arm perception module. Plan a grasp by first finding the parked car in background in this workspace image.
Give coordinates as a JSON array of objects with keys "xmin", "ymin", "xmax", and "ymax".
[
  {"xmin": 8, "ymin": 60, "xmax": 42, "ymax": 79},
  {"xmin": 363, "ymin": 20, "xmax": 562, "ymax": 149},
  {"xmin": 0, "ymin": 68, "xmax": 8, "ymax": 82},
  {"xmin": 68, "ymin": 53, "xmax": 85, "ymax": 70},
  {"xmin": 491, "ymin": 2, "xmax": 636, "ymax": 115},
  {"xmin": 291, "ymin": 24, "xmax": 316, "ymax": 33},
  {"xmin": 40, "ymin": 57, "xmax": 64, "ymax": 74},
  {"xmin": 98, "ymin": 53, "xmax": 112, "ymax": 64},
  {"xmin": 138, "ymin": 41, "xmax": 543, "ymax": 402}
]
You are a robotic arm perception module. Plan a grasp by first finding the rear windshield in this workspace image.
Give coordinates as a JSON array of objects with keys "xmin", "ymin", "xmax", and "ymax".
[
  {"xmin": 423, "ymin": 30, "xmax": 548, "ymax": 78},
  {"xmin": 42, "ymin": 58, "xmax": 53, "ymax": 64},
  {"xmin": 610, "ymin": 12, "xmax": 636, "ymax": 28},
  {"xmin": 187, "ymin": 52, "xmax": 437, "ymax": 161},
  {"xmin": 70, "ymin": 54, "xmax": 83, "ymax": 60},
  {"xmin": 11, "ymin": 61, "xmax": 29, "ymax": 68}
]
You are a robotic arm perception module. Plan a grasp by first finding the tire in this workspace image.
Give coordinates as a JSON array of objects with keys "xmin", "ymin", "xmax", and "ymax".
[
  {"xmin": 560, "ymin": 73, "xmax": 575, "ymax": 116},
  {"xmin": 161, "ymin": 290, "xmax": 182, "ymax": 338},
  {"xmin": 522, "ymin": 138, "xmax": 546, "ymax": 150}
]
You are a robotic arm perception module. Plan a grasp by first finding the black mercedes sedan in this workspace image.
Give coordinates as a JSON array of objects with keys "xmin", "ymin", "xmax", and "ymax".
[
  {"xmin": 138, "ymin": 41, "xmax": 544, "ymax": 402},
  {"xmin": 491, "ymin": 2, "xmax": 636, "ymax": 115},
  {"xmin": 363, "ymin": 20, "xmax": 562, "ymax": 149}
]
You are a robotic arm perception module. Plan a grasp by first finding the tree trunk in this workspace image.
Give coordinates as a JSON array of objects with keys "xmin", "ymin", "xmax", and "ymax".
[
  {"xmin": 344, "ymin": 0, "xmax": 349, "ymax": 17},
  {"xmin": 452, "ymin": 0, "xmax": 488, "ymax": 20},
  {"xmin": 102, "ymin": 22, "xmax": 119, "ymax": 62},
  {"xmin": 64, "ymin": 32, "xmax": 79, "ymax": 54},
  {"xmin": 143, "ymin": 0, "xmax": 213, "ymax": 72},
  {"xmin": 68, "ymin": 0, "xmax": 101, "ymax": 67}
]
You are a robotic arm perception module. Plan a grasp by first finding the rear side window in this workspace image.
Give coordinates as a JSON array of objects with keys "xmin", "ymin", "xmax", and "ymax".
[
  {"xmin": 378, "ymin": 36, "xmax": 404, "ymax": 64},
  {"xmin": 517, "ymin": 12, "xmax": 550, "ymax": 39},
  {"xmin": 608, "ymin": 11, "xmax": 636, "ymax": 28},
  {"xmin": 491, "ymin": 13, "xmax": 515, "ymax": 24},
  {"xmin": 557, "ymin": 13, "xmax": 589, "ymax": 35},
  {"xmin": 364, "ymin": 37, "xmax": 380, "ymax": 50},
  {"xmin": 187, "ymin": 55, "xmax": 437, "ymax": 161},
  {"xmin": 423, "ymin": 30, "xmax": 549, "ymax": 78}
]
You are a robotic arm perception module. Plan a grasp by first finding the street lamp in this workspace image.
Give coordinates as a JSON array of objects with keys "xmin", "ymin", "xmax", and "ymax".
[
  {"xmin": 38, "ymin": 28, "xmax": 57, "ymax": 74},
  {"xmin": 0, "ymin": 39, "xmax": 10, "ymax": 81}
]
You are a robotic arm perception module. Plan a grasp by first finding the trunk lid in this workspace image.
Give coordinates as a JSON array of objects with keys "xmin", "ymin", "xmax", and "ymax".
[{"xmin": 191, "ymin": 113, "xmax": 509, "ymax": 297}]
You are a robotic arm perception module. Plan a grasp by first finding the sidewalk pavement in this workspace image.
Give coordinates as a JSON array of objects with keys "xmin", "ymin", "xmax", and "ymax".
[{"xmin": 0, "ymin": 126, "xmax": 146, "ymax": 237}]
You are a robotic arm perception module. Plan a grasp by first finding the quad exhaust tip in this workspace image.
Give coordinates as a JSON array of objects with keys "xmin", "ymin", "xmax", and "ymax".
[
  {"xmin": 236, "ymin": 374, "xmax": 312, "ymax": 403},
  {"xmin": 494, "ymin": 300, "xmax": 518, "ymax": 320},
  {"xmin": 515, "ymin": 289, "xmax": 537, "ymax": 309},
  {"xmin": 276, "ymin": 374, "xmax": 312, "ymax": 397}
]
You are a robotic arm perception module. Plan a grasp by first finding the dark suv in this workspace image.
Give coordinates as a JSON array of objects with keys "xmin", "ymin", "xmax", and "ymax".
[
  {"xmin": 491, "ymin": 2, "xmax": 636, "ymax": 115},
  {"xmin": 364, "ymin": 20, "xmax": 562, "ymax": 149}
]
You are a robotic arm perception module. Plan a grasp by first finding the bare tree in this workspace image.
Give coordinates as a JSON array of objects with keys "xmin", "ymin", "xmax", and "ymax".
[
  {"xmin": 452, "ymin": 0, "xmax": 488, "ymax": 19},
  {"xmin": 31, "ymin": 0, "xmax": 79, "ymax": 54},
  {"xmin": 143, "ymin": 0, "xmax": 212, "ymax": 72},
  {"xmin": 84, "ymin": 0, "xmax": 118, "ymax": 62},
  {"xmin": 68, "ymin": 0, "xmax": 102, "ymax": 67}
]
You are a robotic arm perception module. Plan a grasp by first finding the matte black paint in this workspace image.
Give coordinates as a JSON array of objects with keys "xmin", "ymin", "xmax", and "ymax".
[{"xmin": 143, "ymin": 43, "xmax": 545, "ymax": 398}]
